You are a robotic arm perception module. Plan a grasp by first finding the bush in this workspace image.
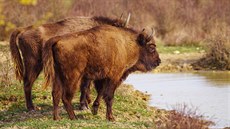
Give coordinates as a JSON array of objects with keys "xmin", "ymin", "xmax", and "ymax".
[
  {"xmin": 195, "ymin": 23, "xmax": 230, "ymax": 70},
  {"xmin": 164, "ymin": 104, "xmax": 214, "ymax": 129}
]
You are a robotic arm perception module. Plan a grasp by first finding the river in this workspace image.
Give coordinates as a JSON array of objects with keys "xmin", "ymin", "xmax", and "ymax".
[{"xmin": 124, "ymin": 72, "xmax": 230, "ymax": 128}]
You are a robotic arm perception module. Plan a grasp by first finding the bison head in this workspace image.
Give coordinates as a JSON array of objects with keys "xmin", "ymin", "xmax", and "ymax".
[{"xmin": 136, "ymin": 28, "xmax": 161, "ymax": 72}]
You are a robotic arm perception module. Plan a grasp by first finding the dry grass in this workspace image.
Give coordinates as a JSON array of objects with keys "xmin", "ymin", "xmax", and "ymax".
[
  {"xmin": 69, "ymin": 0, "xmax": 230, "ymax": 47},
  {"xmin": 0, "ymin": 44, "xmax": 14, "ymax": 87},
  {"xmin": 1, "ymin": 0, "xmax": 230, "ymax": 45},
  {"xmin": 194, "ymin": 24, "xmax": 230, "ymax": 70},
  {"xmin": 162, "ymin": 104, "xmax": 214, "ymax": 129},
  {"xmin": 154, "ymin": 52, "xmax": 204, "ymax": 72}
]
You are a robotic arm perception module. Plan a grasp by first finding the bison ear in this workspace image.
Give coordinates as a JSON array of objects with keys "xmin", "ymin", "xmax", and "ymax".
[{"xmin": 137, "ymin": 34, "xmax": 146, "ymax": 46}]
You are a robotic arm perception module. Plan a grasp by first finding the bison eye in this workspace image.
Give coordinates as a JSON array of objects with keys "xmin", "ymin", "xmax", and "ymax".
[
  {"xmin": 148, "ymin": 44, "xmax": 156, "ymax": 53},
  {"xmin": 149, "ymin": 47, "xmax": 155, "ymax": 53}
]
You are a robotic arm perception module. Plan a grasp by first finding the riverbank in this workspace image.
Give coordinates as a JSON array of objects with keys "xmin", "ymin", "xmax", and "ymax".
[{"xmin": 0, "ymin": 79, "xmax": 213, "ymax": 128}]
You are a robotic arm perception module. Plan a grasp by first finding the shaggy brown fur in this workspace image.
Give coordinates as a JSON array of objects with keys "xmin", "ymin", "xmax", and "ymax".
[
  {"xmin": 42, "ymin": 25, "xmax": 161, "ymax": 121},
  {"xmin": 9, "ymin": 16, "xmax": 127, "ymax": 111}
]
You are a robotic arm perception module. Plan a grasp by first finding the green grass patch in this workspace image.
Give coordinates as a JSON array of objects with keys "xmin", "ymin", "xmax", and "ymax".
[
  {"xmin": 156, "ymin": 40, "xmax": 205, "ymax": 54},
  {"xmin": 0, "ymin": 44, "xmax": 9, "ymax": 52},
  {"xmin": 158, "ymin": 45, "xmax": 203, "ymax": 54},
  {"xmin": 0, "ymin": 76, "xmax": 168, "ymax": 128}
]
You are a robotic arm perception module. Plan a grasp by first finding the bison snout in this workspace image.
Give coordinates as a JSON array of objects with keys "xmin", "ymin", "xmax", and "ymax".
[
  {"xmin": 155, "ymin": 58, "xmax": 161, "ymax": 66},
  {"xmin": 158, "ymin": 59, "xmax": 161, "ymax": 65}
]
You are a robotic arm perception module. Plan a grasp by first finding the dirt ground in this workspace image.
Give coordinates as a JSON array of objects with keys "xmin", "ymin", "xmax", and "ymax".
[
  {"xmin": 0, "ymin": 41, "xmax": 8, "ymax": 46},
  {"xmin": 154, "ymin": 52, "xmax": 205, "ymax": 72}
]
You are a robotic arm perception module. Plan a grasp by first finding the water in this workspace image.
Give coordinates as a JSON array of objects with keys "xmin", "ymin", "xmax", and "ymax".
[{"xmin": 124, "ymin": 72, "xmax": 230, "ymax": 128}]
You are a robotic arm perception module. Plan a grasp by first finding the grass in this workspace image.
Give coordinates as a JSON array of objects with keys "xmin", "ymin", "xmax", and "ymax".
[
  {"xmin": 156, "ymin": 40, "xmax": 205, "ymax": 54},
  {"xmin": 0, "ymin": 44, "xmax": 14, "ymax": 87},
  {"xmin": 0, "ymin": 75, "xmax": 214, "ymax": 129},
  {"xmin": 0, "ymin": 44, "xmax": 8, "ymax": 52},
  {"xmin": 0, "ymin": 75, "xmax": 170, "ymax": 128}
]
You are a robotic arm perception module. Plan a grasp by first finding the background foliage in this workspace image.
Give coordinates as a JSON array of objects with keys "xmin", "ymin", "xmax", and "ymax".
[
  {"xmin": 0, "ymin": 0, "xmax": 72, "ymax": 40},
  {"xmin": 0, "ymin": 0, "xmax": 229, "ymax": 69}
]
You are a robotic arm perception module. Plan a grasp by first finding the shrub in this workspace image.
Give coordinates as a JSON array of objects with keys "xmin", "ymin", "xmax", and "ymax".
[
  {"xmin": 195, "ymin": 23, "xmax": 230, "ymax": 70},
  {"xmin": 164, "ymin": 103, "xmax": 214, "ymax": 129}
]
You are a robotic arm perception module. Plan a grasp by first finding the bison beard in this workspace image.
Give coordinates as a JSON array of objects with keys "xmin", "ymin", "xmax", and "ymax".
[
  {"xmin": 42, "ymin": 25, "xmax": 161, "ymax": 121},
  {"xmin": 9, "ymin": 15, "xmax": 130, "ymax": 111}
]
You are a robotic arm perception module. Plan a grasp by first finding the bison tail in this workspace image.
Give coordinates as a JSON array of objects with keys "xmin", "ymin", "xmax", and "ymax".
[
  {"xmin": 42, "ymin": 37, "xmax": 59, "ymax": 89},
  {"xmin": 9, "ymin": 28, "xmax": 24, "ymax": 81}
]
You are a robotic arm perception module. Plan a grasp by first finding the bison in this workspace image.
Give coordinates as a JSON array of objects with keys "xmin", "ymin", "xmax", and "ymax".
[
  {"xmin": 9, "ymin": 14, "xmax": 130, "ymax": 111},
  {"xmin": 42, "ymin": 25, "xmax": 161, "ymax": 120}
]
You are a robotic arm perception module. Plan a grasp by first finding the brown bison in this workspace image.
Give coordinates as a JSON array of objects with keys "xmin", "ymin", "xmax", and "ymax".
[
  {"xmin": 42, "ymin": 25, "xmax": 161, "ymax": 121},
  {"xmin": 9, "ymin": 15, "xmax": 130, "ymax": 111}
]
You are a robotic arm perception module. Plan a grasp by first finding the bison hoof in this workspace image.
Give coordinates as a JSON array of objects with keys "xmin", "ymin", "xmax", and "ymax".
[
  {"xmin": 107, "ymin": 116, "xmax": 115, "ymax": 122},
  {"xmin": 53, "ymin": 116, "xmax": 61, "ymax": 121},
  {"xmin": 27, "ymin": 106, "xmax": 35, "ymax": 111},
  {"xmin": 79, "ymin": 105, "xmax": 89, "ymax": 110},
  {"xmin": 92, "ymin": 106, "xmax": 98, "ymax": 115},
  {"xmin": 69, "ymin": 116, "xmax": 76, "ymax": 120}
]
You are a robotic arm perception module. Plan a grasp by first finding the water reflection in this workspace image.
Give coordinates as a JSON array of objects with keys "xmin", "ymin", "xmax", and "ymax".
[{"xmin": 194, "ymin": 71, "xmax": 230, "ymax": 87}]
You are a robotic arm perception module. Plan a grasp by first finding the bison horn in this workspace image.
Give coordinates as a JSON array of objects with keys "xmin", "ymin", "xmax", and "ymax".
[
  {"xmin": 120, "ymin": 13, "xmax": 123, "ymax": 20},
  {"xmin": 142, "ymin": 28, "xmax": 145, "ymax": 32},
  {"xmin": 124, "ymin": 13, "xmax": 131, "ymax": 27},
  {"xmin": 147, "ymin": 28, "xmax": 155, "ymax": 41}
]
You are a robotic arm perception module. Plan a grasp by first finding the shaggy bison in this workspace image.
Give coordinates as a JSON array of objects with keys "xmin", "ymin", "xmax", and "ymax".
[
  {"xmin": 9, "ymin": 15, "xmax": 130, "ymax": 111},
  {"xmin": 42, "ymin": 25, "xmax": 161, "ymax": 120}
]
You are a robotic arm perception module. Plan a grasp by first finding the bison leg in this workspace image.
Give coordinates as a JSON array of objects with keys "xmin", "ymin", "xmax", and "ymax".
[
  {"xmin": 23, "ymin": 62, "xmax": 42, "ymax": 111},
  {"xmin": 52, "ymin": 75, "xmax": 62, "ymax": 120},
  {"xmin": 79, "ymin": 78, "xmax": 91, "ymax": 110},
  {"xmin": 92, "ymin": 79, "xmax": 105, "ymax": 115},
  {"xmin": 18, "ymin": 37, "xmax": 43, "ymax": 111},
  {"xmin": 62, "ymin": 76, "xmax": 82, "ymax": 120},
  {"xmin": 86, "ymin": 85, "xmax": 92, "ymax": 105},
  {"xmin": 103, "ymin": 81, "xmax": 117, "ymax": 121},
  {"xmin": 62, "ymin": 88, "xmax": 76, "ymax": 120}
]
